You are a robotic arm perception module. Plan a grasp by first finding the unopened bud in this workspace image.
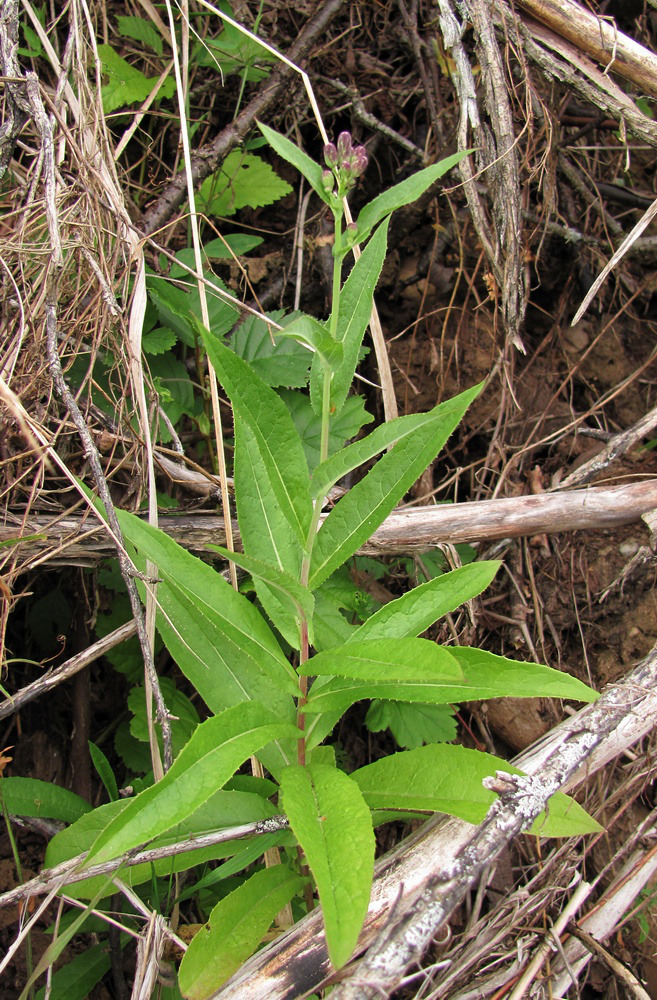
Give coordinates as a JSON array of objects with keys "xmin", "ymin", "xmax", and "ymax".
[
  {"xmin": 337, "ymin": 131, "xmax": 352, "ymax": 159},
  {"xmin": 321, "ymin": 169, "xmax": 335, "ymax": 194},
  {"xmin": 323, "ymin": 142, "xmax": 338, "ymax": 168},
  {"xmin": 352, "ymin": 146, "xmax": 368, "ymax": 176}
]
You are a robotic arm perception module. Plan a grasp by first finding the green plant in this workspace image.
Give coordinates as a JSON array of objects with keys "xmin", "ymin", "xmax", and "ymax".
[{"xmin": 42, "ymin": 129, "xmax": 600, "ymax": 998}]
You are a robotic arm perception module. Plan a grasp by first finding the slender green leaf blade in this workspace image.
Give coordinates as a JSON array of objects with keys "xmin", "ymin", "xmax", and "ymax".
[
  {"xmin": 352, "ymin": 745, "xmax": 601, "ymax": 836},
  {"xmin": 45, "ymin": 789, "xmax": 280, "ymax": 899},
  {"xmin": 201, "ymin": 333, "xmax": 312, "ymax": 545},
  {"xmin": 234, "ymin": 419, "xmax": 305, "ymax": 648},
  {"xmin": 34, "ymin": 943, "xmax": 111, "ymax": 1000},
  {"xmin": 449, "ymin": 647, "xmax": 599, "ymax": 702},
  {"xmin": 208, "ymin": 543, "xmax": 314, "ymax": 642},
  {"xmin": 108, "ymin": 511, "xmax": 299, "ymax": 766},
  {"xmin": 355, "ymin": 151, "xmax": 469, "ymax": 241},
  {"xmin": 179, "ymin": 866, "xmax": 305, "ymax": 998},
  {"xmin": 311, "ymin": 409, "xmax": 459, "ymax": 500},
  {"xmin": 280, "ymin": 764, "xmax": 374, "ymax": 969},
  {"xmin": 302, "ymin": 638, "xmax": 463, "ymax": 680},
  {"xmin": 309, "ymin": 385, "xmax": 482, "ymax": 588},
  {"xmin": 86, "ymin": 703, "xmax": 300, "ymax": 865},
  {"xmin": 351, "ymin": 563, "xmax": 500, "ymax": 641},
  {"xmin": 0, "ymin": 778, "xmax": 91, "ymax": 824},
  {"xmin": 304, "ymin": 643, "xmax": 598, "ymax": 715},
  {"xmin": 258, "ymin": 122, "xmax": 329, "ymax": 204},
  {"xmin": 0, "ymin": 777, "xmax": 91, "ymax": 823},
  {"xmin": 330, "ymin": 219, "xmax": 389, "ymax": 414},
  {"xmin": 88, "ymin": 742, "xmax": 119, "ymax": 802}
]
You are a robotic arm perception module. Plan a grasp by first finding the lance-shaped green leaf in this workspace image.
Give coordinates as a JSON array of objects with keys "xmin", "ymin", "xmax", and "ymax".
[
  {"xmin": 208, "ymin": 543, "xmax": 314, "ymax": 645},
  {"xmin": 448, "ymin": 647, "xmax": 599, "ymax": 702},
  {"xmin": 106, "ymin": 510, "xmax": 298, "ymax": 774},
  {"xmin": 45, "ymin": 788, "xmax": 283, "ymax": 900},
  {"xmin": 309, "ymin": 384, "xmax": 482, "ymax": 588},
  {"xmin": 85, "ymin": 703, "xmax": 300, "ymax": 865},
  {"xmin": 311, "ymin": 408, "xmax": 462, "ymax": 500},
  {"xmin": 328, "ymin": 218, "xmax": 390, "ymax": 415},
  {"xmin": 202, "ymin": 331, "xmax": 312, "ymax": 546},
  {"xmin": 352, "ymin": 745, "xmax": 602, "ymax": 836},
  {"xmin": 350, "ymin": 562, "xmax": 500, "ymax": 641},
  {"xmin": 277, "ymin": 314, "xmax": 343, "ymax": 374},
  {"xmin": 355, "ymin": 151, "xmax": 470, "ymax": 242},
  {"xmin": 234, "ymin": 419, "xmax": 304, "ymax": 648},
  {"xmin": 179, "ymin": 866, "xmax": 306, "ymax": 998},
  {"xmin": 303, "ymin": 642, "xmax": 598, "ymax": 715},
  {"xmin": 280, "ymin": 763, "xmax": 375, "ymax": 969},
  {"xmin": 258, "ymin": 121, "xmax": 329, "ymax": 204}
]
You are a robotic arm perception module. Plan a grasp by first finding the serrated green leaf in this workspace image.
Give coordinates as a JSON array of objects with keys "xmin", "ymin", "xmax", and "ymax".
[
  {"xmin": 351, "ymin": 563, "xmax": 500, "ymax": 641},
  {"xmin": 196, "ymin": 151, "xmax": 292, "ymax": 217},
  {"xmin": 302, "ymin": 639, "xmax": 462, "ymax": 682},
  {"xmin": 304, "ymin": 642, "xmax": 598, "ymax": 716},
  {"xmin": 0, "ymin": 778, "xmax": 91, "ymax": 824},
  {"xmin": 328, "ymin": 219, "xmax": 389, "ymax": 414},
  {"xmin": 230, "ymin": 310, "xmax": 311, "ymax": 388},
  {"xmin": 179, "ymin": 866, "xmax": 305, "ymax": 997},
  {"xmin": 258, "ymin": 122, "xmax": 329, "ymax": 204},
  {"xmin": 128, "ymin": 678, "xmax": 199, "ymax": 758},
  {"xmin": 85, "ymin": 703, "xmax": 300, "ymax": 865},
  {"xmin": 278, "ymin": 315, "xmax": 342, "ymax": 374},
  {"xmin": 279, "ymin": 389, "xmax": 373, "ymax": 473},
  {"xmin": 44, "ymin": 789, "xmax": 279, "ymax": 899},
  {"xmin": 98, "ymin": 43, "xmax": 174, "ymax": 113},
  {"xmin": 202, "ymin": 334, "xmax": 312, "ymax": 546},
  {"xmin": 309, "ymin": 385, "xmax": 482, "ymax": 588},
  {"xmin": 312, "ymin": 409, "xmax": 464, "ymax": 500},
  {"xmin": 365, "ymin": 701, "xmax": 457, "ymax": 748},
  {"xmin": 280, "ymin": 764, "xmax": 374, "ymax": 969},
  {"xmin": 352, "ymin": 744, "xmax": 602, "ymax": 836},
  {"xmin": 104, "ymin": 508, "xmax": 299, "ymax": 775},
  {"xmin": 449, "ymin": 647, "xmax": 599, "ymax": 702},
  {"xmin": 116, "ymin": 15, "xmax": 163, "ymax": 55},
  {"xmin": 148, "ymin": 353, "xmax": 195, "ymax": 424},
  {"xmin": 355, "ymin": 151, "xmax": 470, "ymax": 242},
  {"xmin": 234, "ymin": 419, "xmax": 305, "ymax": 649},
  {"xmin": 142, "ymin": 327, "xmax": 177, "ymax": 355},
  {"xmin": 208, "ymin": 543, "xmax": 314, "ymax": 645}
]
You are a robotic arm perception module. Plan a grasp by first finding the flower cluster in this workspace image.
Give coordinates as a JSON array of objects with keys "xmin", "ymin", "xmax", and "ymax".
[{"xmin": 322, "ymin": 131, "xmax": 368, "ymax": 198}]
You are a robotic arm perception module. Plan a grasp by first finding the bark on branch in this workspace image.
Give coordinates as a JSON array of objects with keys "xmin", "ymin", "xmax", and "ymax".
[{"xmin": 5, "ymin": 480, "xmax": 657, "ymax": 566}]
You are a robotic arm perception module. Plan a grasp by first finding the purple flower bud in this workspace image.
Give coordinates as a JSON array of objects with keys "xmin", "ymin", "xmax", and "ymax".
[
  {"xmin": 321, "ymin": 169, "xmax": 335, "ymax": 194},
  {"xmin": 346, "ymin": 222, "xmax": 358, "ymax": 235},
  {"xmin": 323, "ymin": 142, "xmax": 338, "ymax": 168},
  {"xmin": 341, "ymin": 160, "xmax": 352, "ymax": 175},
  {"xmin": 337, "ymin": 131, "xmax": 352, "ymax": 159},
  {"xmin": 352, "ymin": 146, "xmax": 368, "ymax": 176}
]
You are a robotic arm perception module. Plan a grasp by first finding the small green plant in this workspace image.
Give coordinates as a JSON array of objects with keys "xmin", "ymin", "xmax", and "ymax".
[{"xmin": 40, "ymin": 129, "xmax": 600, "ymax": 998}]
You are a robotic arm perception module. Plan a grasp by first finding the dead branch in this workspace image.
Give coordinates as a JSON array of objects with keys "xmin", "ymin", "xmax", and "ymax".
[
  {"xmin": 0, "ymin": 815, "xmax": 290, "ymax": 910},
  {"xmin": 4, "ymin": 480, "xmax": 657, "ymax": 566},
  {"xmin": 516, "ymin": 0, "xmax": 657, "ymax": 98},
  {"xmin": 496, "ymin": 0, "xmax": 657, "ymax": 148},
  {"xmin": 0, "ymin": 622, "xmax": 137, "ymax": 721},
  {"xmin": 212, "ymin": 640, "xmax": 657, "ymax": 999}
]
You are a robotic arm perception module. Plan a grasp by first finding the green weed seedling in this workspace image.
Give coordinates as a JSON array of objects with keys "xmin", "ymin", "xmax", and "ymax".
[{"xmin": 42, "ymin": 129, "xmax": 601, "ymax": 999}]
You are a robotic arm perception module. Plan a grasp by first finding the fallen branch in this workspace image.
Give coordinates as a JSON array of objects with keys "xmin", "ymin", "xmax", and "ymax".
[
  {"xmin": 4, "ymin": 480, "xmax": 657, "ymax": 565},
  {"xmin": 516, "ymin": 0, "xmax": 657, "ymax": 98}
]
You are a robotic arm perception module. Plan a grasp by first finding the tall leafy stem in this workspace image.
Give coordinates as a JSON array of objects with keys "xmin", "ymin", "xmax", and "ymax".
[{"xmin": 41, "ymin": 128, "xmax": 602, "ymax": 997}]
